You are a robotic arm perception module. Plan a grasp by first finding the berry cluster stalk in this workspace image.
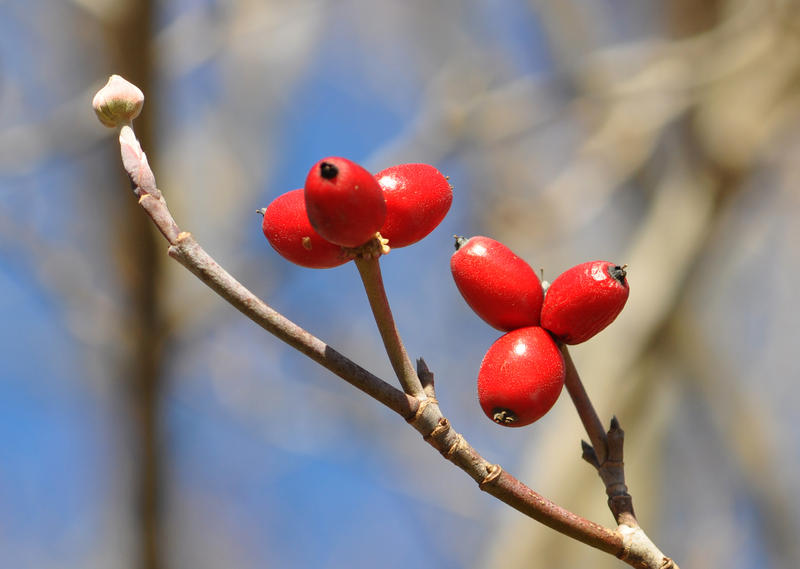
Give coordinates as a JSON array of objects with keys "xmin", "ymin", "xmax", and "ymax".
[
  {"xmin": 561, "ymin": 344, "xmax": 610, "ymax": 465},
  {"xmin": 354, "ymin": 255, "xmax": 426, "ymax": 399},
  {"xmin": 561, "ymin": 344, "xmax": 641, "ymax": 530}
]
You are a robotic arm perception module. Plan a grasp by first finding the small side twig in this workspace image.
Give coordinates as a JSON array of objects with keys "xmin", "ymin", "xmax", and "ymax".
[{"xmin": 416, "ymin": 357, "xmax": 437, "ymax": 400}]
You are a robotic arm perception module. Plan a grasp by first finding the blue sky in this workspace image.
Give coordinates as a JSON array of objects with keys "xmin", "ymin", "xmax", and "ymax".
[{"xmin": 2, "ymin": 2, "xmax": 796, "ymax": 569}]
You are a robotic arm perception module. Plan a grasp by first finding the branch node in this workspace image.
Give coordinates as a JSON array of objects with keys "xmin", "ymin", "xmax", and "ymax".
[
  {"xmin": 606, "ymin": 482, "xmax": 628, "ymax": 497},
  {"xmin": 443, "ymin": 433, "xmax": 465, "ymax": 460},
  {"xmin": 479, "ymin": 464, "xmax": 503, "ymax": 489},
  {"xmin": 423, "ymin": 417, "xmax": 450, "ymax": 442},
  {"xmin": 405, "ymin": 396, "xmax": 437, "ymax": 424}
]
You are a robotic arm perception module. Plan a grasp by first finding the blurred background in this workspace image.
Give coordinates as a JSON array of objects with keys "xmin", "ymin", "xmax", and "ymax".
[{"xmin": 1, "ymin": 0, "xmax": 799, "ymax": 568}]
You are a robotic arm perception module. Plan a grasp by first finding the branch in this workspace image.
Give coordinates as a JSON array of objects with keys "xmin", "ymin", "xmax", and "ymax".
[
  {"xmin": 561, "ymin": 344, "xmax": 610, "ymax": 465},
  {"xmin": 93, "ymin": 76, "xmax": 677, "ymax": 568},
  {"xmin": 561, "ymin": 344, "xmax": 637, "ymax": 526},
  {"xmin": 354, "ymin": 254, "xmax": 426, "ymax": 399},
  {"xmin": 560, "ymin": 343, "xmax": 678, "ymax": 569}
]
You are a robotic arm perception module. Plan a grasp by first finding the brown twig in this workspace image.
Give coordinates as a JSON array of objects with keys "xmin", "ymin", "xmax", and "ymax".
[
  {"xmin": 354, "ymin": 255, "xmax": 426, "ymax": 399},
  {"xmin": 561, "ymin": 344, "xmax": 610, "ymax": 464},
  {"xmin": 94, "ymin": 77, "xmax": 678, "ymax": 568},
  {"xmin": 561, "ymin": 344, "xmax": 638, "ymax": 528},
  {"xmin": 168, "ymin": 232, "xmax": 413, "ymax": 415}
]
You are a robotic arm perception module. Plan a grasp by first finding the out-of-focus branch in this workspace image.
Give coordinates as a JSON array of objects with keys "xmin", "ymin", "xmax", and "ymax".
[
  {"xmin": 94, "ymin": 77, "xmax": 678, "ymax": 568},
  {"xmin": 669, "ymin": 316, "xmax": 800, "ymax": 566},
  {"xmin": 100, "ymin": 5, "xmax": 163, "ymax": 568}
]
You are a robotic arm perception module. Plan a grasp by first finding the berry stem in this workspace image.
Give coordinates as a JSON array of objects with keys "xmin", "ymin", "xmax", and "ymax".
[
  {"xmin": 354, "ymin": 255, "xmax": 426, "ymax": 399},
  {"xmin": 562, "ymin": 345, "xmax": 640, "ymax": 530},
  {"xmin": 560, "ymin": 344, "xmax": 609, "ymax": 465}
]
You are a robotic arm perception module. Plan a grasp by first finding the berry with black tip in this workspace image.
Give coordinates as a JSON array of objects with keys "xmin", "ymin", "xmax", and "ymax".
[
  {"xmin": 450, "ymin": 235, "xmax": 544, "ymax": 331},
  {"xmin": 304, "ymin": 156, "xmax": 386, "ymax": 248},
  {"xmin": 540, "ymin": 261, "xmax": 630, "ymax": 344},
  {"xmin": 477, "ymin": 326, "xmax": 565, "ymax": 427}
]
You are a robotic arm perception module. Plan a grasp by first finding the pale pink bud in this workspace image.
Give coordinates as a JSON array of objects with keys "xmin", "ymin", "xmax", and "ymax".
[{"xmin": 92, "ymin": 75, "xmax": 144, "ymax": 128}]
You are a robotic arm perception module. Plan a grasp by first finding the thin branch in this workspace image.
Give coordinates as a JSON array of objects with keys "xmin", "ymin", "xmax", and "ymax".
[
  {"xmin": 561, "ymin": 344, "xmax": 609, "ymax": 464},
  {"xmin": 354, "ymin": 255, "xmax": 426, "ymax": 399},
  {"xmin": 95, "ymin": 84, "xmax": 678, "ymax": 568},
  {"xmin": 562, "ymin": 344, "xmax": 638, "ymax": 528},
  {"xmin": 168, "ymin": 233, "xmax": 413, "ymax": 415}
]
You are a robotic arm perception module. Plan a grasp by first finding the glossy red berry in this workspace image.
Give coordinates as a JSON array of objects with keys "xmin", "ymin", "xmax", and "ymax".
[
  {"xmin": 477, "ymin": 326, "xmax": 565, "ymax": 427},
  {"xmin": 374, "ymin": 163, "xmax": 453, "ymax": 248},
  {"xmin": 261, "ymin": 189, "xmax": 348, "ymax": 269},
  {"xmin": 304, "ymin": 156, "xmax": 386, "ymax": 248},
  {"xmin": 450, "ymin": 236, "xmax": 544, "ymax": 331},
  {"xmin": 540, "ymin": 261, "xmax": 629, "ymax": 344}
]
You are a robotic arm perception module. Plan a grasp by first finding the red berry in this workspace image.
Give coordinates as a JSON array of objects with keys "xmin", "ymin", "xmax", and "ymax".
[
  {"xmin": 450, "ymin": 236, "xmax": 544, "ymax": 331},
  {"xmin": 374, "ymin": 163, "xmax": 453, "ymax": 248},
  {"xmin": 261, "ymin": 189, "xmax": 348, "ymax": 269},
  {"xmin": 477, "ymin": 326, "xmax": 565, "ymax": 427},
  {"xmin": 304, "ymin": 157, "xmax": 386, "ymax": 248},
  {"xmin": 540, "ymin": 261, "xmax": 629, "ymax": 344}
]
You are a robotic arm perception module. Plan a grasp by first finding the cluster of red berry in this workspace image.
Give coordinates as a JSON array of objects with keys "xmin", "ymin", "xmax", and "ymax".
[
  {"xmin": 451, "ymin": 237, "xmax": 629, "ymax": 427},
  {"xmin": 260, "ymin": 157, "xmax": 629, "ymax": 431},
  {"xmin": 260, "ymin": 157, "xmax": 452, "ymax": 267}
]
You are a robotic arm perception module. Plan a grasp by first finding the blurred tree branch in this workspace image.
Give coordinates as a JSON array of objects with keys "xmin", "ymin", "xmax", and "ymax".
[{"xmin": 100, "ymin": 2, "xmax": 165, "ymax": 568}]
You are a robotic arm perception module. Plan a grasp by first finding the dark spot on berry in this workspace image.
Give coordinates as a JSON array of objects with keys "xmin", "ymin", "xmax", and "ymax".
[
  {"xmin": 609, "ymin": 264, "xmax": 627, "ymax": 284},
  {"xmin": 492, "ymin": 408, "xmax": 517, "ymax": 425},
  {"xmin": 320, "ymin": 161, "xmax": 339, "ymax": 180},
  {"xmin": 453, "ymin": 235, "xmax": 468, "ymax": 251}
]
